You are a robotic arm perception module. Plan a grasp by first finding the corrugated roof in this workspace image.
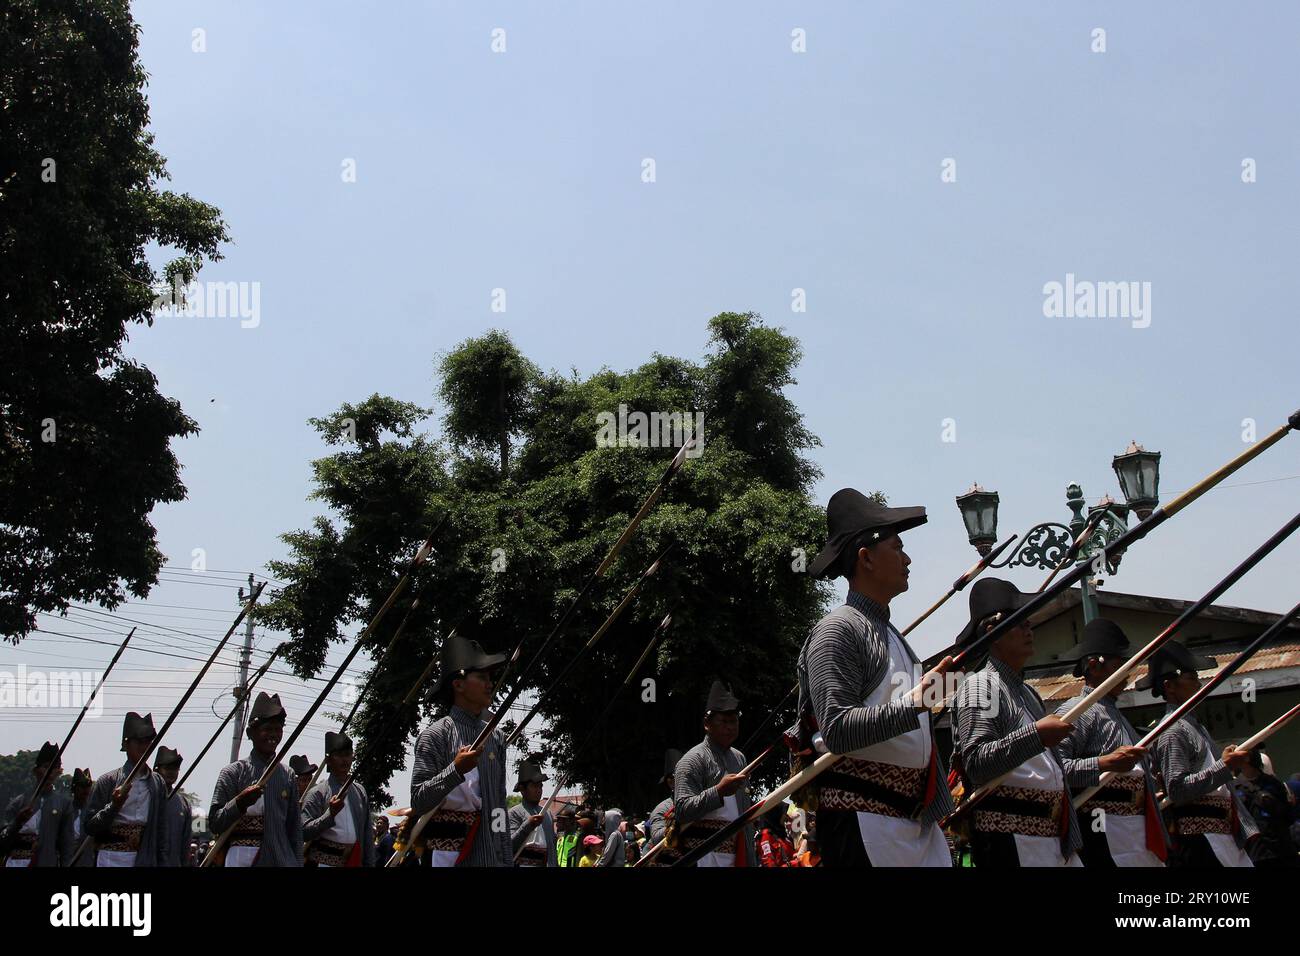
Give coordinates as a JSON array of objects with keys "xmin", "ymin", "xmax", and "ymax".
[{"xmin": 1027, "ymin": 641, "xmax": 1300, "ymax": 702}]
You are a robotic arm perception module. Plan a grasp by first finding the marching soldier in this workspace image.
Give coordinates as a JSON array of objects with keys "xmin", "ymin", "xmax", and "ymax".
[
  {"xmin": 209, "ymin": 692, "xmax": 303, "ymax": 866},
  {"xmin": 1, "ymin": 742, "xmax": 76, "ymax": 867},
  {"xmin": 672, "ymin": 680, "xmax": 754, "ymax": 866},
  {"xmin": 69, "ymin": 767, "xmax": 94, "ymax": 867},
  {"xmin": 508, "ymin": 761, "xmax": 555, "ymax": 867},
  {"xmin": 84, "ymin": 712, "xmax": 170, "ymax": 867},
  {"xmin": 302, "ymin": 731, "xmax": 374, "ymax": 867},
  {"xmin": 951, "ymin": 578, "xmax": 1084, "ymax": 867},
  {"xmin": 1055, "ymin": 619, "xmax": 1167, "ymax": 867},
  {"xmin": 290, "ymin": 755, "xmax": 318, "ymax": 801},
  {"xmin": 799, "ymin": 490, "xmax": 954, "ymax": 866},
  {"xmin": 645, "ymin": 748, "xmax": 682, "ymax": 865},
  {"xmin": 409, "ymin": 634, "xmax": 511, "ymax": 867},
  {"xmin": 153, "ymin": 747, "xmax": 193, "ymax": 867},
  {"xmin": 1144, "ymin": 641, "xmax": 1257, "ymax": 867}
]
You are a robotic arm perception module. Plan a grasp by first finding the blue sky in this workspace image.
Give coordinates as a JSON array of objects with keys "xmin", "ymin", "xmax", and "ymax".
[{"xmin": 9, "ymin": 1, "xmax": 1299, "ymax": 813}]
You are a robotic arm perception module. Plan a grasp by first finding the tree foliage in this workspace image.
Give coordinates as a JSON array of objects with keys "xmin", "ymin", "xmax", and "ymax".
[
  {"xmin": 0, "ymin": 0, "xmax": 229, "ymax": 640},
  {"xmin": 261, "ymin": 315, "xmax": 837, "ymax": 811}
]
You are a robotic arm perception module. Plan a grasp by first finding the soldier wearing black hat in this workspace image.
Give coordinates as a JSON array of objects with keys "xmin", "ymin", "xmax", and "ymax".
[
  {"xmin": 797, "ymin": 490, "xmax": 955, "ymax": 867},
  {"xmin": 1, "ymin": 742, "xmax": 76, "ymax": 867},
  {"xmin": 1143, "ymin": 641, "xmax": 1257, "ymax": 867},
  {"xmin": 409, "ymin": 635, "xmax": 511, "ymax": 866},
  {"xmin": 153, "ymin": 747, "xmax": 193, "ymax": 867},
  {"xmin": 84, "ymin": 713, "xmax": 170, "ymax": 866},
  {"xmin": 951, "ymin": 578, "xmax": 1084, "ymax": 867},
  {"xmin": 1054, "ymin": 618, "xmax": 1167, "ymax": 867},
  {"xmin": 302, "ymin": 731, "xmax": 374, "ymax": 867},
  {"xmin": 644, "ymin": 748, "xmax": 682, "ymax": 866},
  {"xmin": 208, "ymin": 692, "xmax": 303, "ymax": 866},
  {"xmin": 671, "ymin": 681, "xmax": 754, "ymax": 866},
  {"xmin": 289, "ymin": 754, "xmax": 319, "ymax": 801},
  {"xmin": 508, "ymin": 761, "xmax": 555, "ymax": 867}
]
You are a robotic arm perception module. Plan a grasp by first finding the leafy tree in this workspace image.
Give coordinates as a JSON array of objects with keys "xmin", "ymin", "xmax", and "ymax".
[
  {"xmin": 0, "ymin": 0, "xmax": 229, "ymax": 641},
  {"xmin": 261, "ymin": 315, "xmax": 835, "ymax": 811},
  {"xmin": 0, "ymin": 749, "xmax": 72, "ymax": 809}
]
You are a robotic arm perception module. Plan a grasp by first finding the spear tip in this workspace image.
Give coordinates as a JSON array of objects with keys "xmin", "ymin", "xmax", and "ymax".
[{"xmin": 1290, "ymin": 408, "xmax": 1300, "ymax": 431}]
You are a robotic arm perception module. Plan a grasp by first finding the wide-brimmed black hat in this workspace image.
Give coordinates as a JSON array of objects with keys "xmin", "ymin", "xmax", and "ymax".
[
  {"xmin": 809, "ymin": 489, "xmax": 928, "ymax": 580},
  {"xmin": 1060, "ymin": 618, "xmax": 1131, "ymax": 678},
  {"xmin": 324, "ymin": 731, "xmax": 352, "ymax": 756},
  {"xmin": 661, "ymin": 748, "xmax": 682, "ymax": 784},
  {"xmin": 954, "ymin": 578, "xmax": 1034, "ymax": 649},
  {"xmin": 1136, "ymin": 641, "xmax": 1217, "ymax": 697},
  {"xmin": 72, "ymin": 767, "xmax": 92, "ymax": 788},
  {"xmin": 432, "ymin": 635, "xmax": 507, "ymax": 697},
  {"xmin": 514, "ymin": 761, "xmax": 548, "ymax": 791},
  {"xmin": 247, "ymin": 692, "xmax": 286, "ymax": 729},
  {"xmin": 705, "ymin": 680, "xmax": 740, "ymax": 715},
  {"xmin": 289, "ymin": 754, "xmax": 318, "ymax": 777},
  {"xmin": 34, "ymin": 741, "xmax": 59, "ymax": 768},
  {"xmin": 153, "ymin": 746, "xmax": 183, "ymax": 770},
  {"xmin": 120, "ymin": 712, "xmax": 156, "ymax": 751}
]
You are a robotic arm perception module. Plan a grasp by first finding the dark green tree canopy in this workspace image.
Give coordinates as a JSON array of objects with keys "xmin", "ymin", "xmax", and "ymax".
[
  {"xmin": 0, "ymin": 0, "xmax": 229, "ymax": 640},
  {"xmin": 261, "ymin": 315, "xmax": 836, "ymax": 811}
]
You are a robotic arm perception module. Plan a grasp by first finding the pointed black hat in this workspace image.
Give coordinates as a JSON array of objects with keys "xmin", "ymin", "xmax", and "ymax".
[
  {"xmin": 1060, "ymin": 618, "xmax": 1131, "ymax": 678},
  {"xmin": 120, "ymin": 712, "xmax": 156, "ymax": 751},
  {"xmin": 1136, "ymin": 641, "xmax": 1217, "ymax": 697},
  {"xmin": 289, "ymin": 754, "xmax": 318, "ymax": 777},
  {"xmin": 34, "ymin": 741, "xmax": 59, "ymax": 768},
  {"xmin": 705, "ymin": 680, "xmax": 740, "ymax": 715},
  {"xmin": 809, "ymin": 489, "xmax": 928, "ymax": 580},
  {"xmin": 324, "ymin": 731, "xmax": 352, "ymax": 755},
  {"xmin": 153, "ymin": 746, "xmax": 183, "ymax": 770},
  {"xmin": 661, "ymin": 748, "xmax": 683, "ymax": 783},
  {"xmin": 514, "ymin": 760, "xmax": 548, "ymax": 791},
  {"xmin": 954, "ymin": 578, "xmax": 1034, "ymax": 649},
  {"xmin": 247, "ymin": 692, "xmax": 286, "ymax": 728},
  {"xmin": 431, "ymin": 635, "xmax": 507, "ymax": 696}
]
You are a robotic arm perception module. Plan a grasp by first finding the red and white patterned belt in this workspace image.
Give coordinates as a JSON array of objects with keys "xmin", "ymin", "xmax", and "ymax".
[
  {"xmin": 818, "ymin": 756, "xmax": 928, "ymax": 819},
  {"xmin": 1077, "ymin": 773, "xmax": 1145, "ymax": 817},
  {"xmin": 1168, "ymin": 793, "xmax": 1234, "ymax": 836},
  {"xmin": 974, "ymin": 786, "xmax": 1066, "ymax": 839}
]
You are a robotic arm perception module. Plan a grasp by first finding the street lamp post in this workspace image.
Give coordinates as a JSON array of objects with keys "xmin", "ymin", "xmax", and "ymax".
[{"xmin": 955, "ymin": 441, "xmax": 1161, "ymax": 626}]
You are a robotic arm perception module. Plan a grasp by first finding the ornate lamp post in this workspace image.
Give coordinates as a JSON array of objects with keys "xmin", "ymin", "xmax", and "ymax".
[{"xmin": 955, "ymin": 443, "xmax": 1161, "ymax": 624}]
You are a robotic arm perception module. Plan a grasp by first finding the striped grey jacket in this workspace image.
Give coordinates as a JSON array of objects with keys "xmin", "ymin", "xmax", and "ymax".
[
  {"xmin": 1, "ymin": 791, "xmax": 76, "ymax": 866},
  {"xmin": 1152, "ymin": 710, "xmax": 1258, "ymax": 847},
  {"xmin": 85, "ymin": 764, "xmax": 170, "ymax": 866},
  {"xmin": 302, "ymin": 775, "xmax": 376, "ymax": 867},
  {"xmin": 507, "ymin": 800, "xmax": 555, "ymax": 866},
  {"xmin": 673, "ymin": 738, "xmax": 755, "ymax": 865},
  {"xmin": 410, "ymin": 705, "xmax": 511, "ymax": 866},
  {"xmin": 797, "ymin": 591, "xmax": 954, "ymax": 825},
  {"xmin": 209, "ymin": 751, "xmax": 304, "ymax": 866},
  {"xmin": 1055, "ymin": 691, "xmax": 1171, "ymax": 851},
  {"xmin": 952, "ymin": 657, "xmax": 1085, "ymax": 854},
  {"xmin": 647, "ymin": 796, "xmax": 673, "ymax": 843},
  {"xmin": 161, "ymin": 792, "xmax": 192, "ymax": 866}
]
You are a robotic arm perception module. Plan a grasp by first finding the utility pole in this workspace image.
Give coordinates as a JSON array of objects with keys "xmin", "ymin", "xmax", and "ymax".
[{"xmin": 229, "ymin": 573, "xmax": 256, "ymax": 762}]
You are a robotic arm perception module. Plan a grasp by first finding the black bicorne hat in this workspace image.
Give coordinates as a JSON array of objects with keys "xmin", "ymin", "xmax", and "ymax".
[
  {"xmin": 808, "ymin": 489, "xmax": 928, "ymax": 580},
  {"xmin": 1060, "ymin": 618, "xmax": 1132, "ymax": 678},
  {"xmin": 661, "ymin": 748, "xmax": 683, "ymax": 784},
  {"xmin": 72, "ymin": 767, "xmax": 93, "ymax": 788},
  {"xmin": 289, "ymin": 754, "xmax": 318, "ymax": 777},
  {"xmin": 954, "ymin": 578, "xmax": 1034, "ymax": 649},
  {"xmin": 324, "ymin": 731, "xmax": 352, "ymax": 755},
  {"xmin": 153, "ymin": 746, "xmax": 183, "ymax": 770},
  {"xmin": 431, "ymin": 635, "xmax": 507, "ymax": 697},
  {"xmin": 1136, "ymin": 641, "xmax": 1217, "ymax": 697},
  {"xmin": 120, "ymin": 712, "xmax": 156, "ymax": 751},
  {"xmin": 34, "ymin": 741, "xmax": 59, "ymax": 768},
  {"xmin": 514, "ymin": 760, "xmax": 548, "ymax": 792},
  {"xmin": 247, "ymin": 692, "xmax": 286, "ymax": 729},
  {"xmin": 705, "ymin": 680, "xmax": 740, "ymax": 715}
]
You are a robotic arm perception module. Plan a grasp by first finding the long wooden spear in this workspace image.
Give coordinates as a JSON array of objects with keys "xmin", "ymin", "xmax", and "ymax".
[
  {"xmin": 201, "ymin": 528, "xmax": 440, "ymax": 865},
  {"xmin": 508, "ymin": 612, "xmax": 673, "ymax": 863},
  {"xmin": 945, "ymin": 510, "xmax": 1300, "ymax": 826},
  {"xmin": 1157, "ymin": 702, "xmax": 1300, "ymax": 809},
  {"xmin": 69, "ymin": 584, "xmax": 266, "ymax": 864},
  {"xmin": 505, "ymin": 544, "xmax": 672, "ymax": 748},
  {"xmin": 169, "ymin": 645, "xmax": 284, "ymax": 798},
  {"xmin": 672, "ymin": 411, "xmax": 1299, "ymax": 866},
  {"xmin": 1073, "ymin": 599, "xmax": 1300, "ymax": 808}
]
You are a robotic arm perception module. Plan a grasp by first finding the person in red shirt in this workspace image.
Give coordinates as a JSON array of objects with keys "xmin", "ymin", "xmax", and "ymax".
[{"xmin": 756, "ymin": 802, "xmax": 795, "ymax": 867}]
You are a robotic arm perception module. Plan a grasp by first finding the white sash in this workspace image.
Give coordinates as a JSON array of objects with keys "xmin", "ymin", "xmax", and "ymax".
[{"xmin": 430, "ymin": 767, "xmax": 482, "ymax": 868}]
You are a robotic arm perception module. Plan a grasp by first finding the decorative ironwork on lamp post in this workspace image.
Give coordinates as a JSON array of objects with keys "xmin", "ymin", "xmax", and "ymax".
[{"xmin": 955, "ymin": 441, "xmax": 1161, "ymax": 624}]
